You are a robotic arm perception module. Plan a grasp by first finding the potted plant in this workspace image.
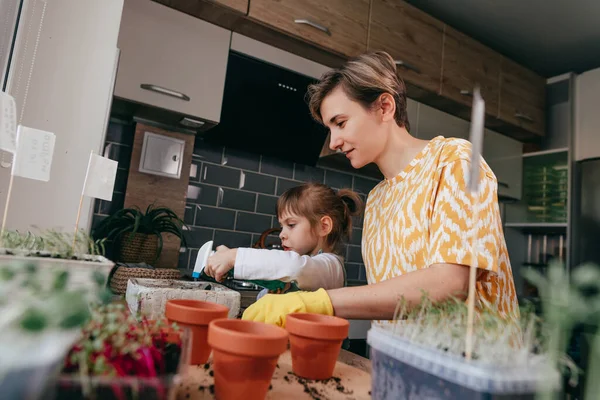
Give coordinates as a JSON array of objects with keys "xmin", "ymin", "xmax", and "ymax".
[
  {"xmin": 0, "ymin": 229, "xmax": 114, "ymax": 292},
  {"xmin": 56, "ymin": 303, "xmax": 190, "ymax": 400},
  {"xmin": 92, "ymin": 205, "xmax": 187, "ymax": 295},
  {"xmin": 367, "ymin": 293, "xmax": 563, "ymax": 399},
  {"xmin": 92, "ymin": 205, "xmax": 186, "ymax": 265},
  {"xmin": 0, "ymin": 260, "xmax": 110, "ymax": 400}
]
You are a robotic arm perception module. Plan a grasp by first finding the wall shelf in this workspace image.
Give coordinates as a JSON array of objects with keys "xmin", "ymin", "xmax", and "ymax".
[
  {"xmin": 505, "ymin": 222, "xmax": 567, "ymax": 234},
  {"xmin": 522, "ymin": 147, "xmax": 569, "ymax": 158}
]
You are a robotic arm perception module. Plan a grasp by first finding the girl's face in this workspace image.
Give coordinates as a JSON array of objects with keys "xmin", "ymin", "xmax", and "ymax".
[
  {"xmin": 278, "ymin": 212, "xmax": 321, "ymax": 255},
  {"xmin": 320, "ymin": 85, "xmax": 392, "ymax": 169}
]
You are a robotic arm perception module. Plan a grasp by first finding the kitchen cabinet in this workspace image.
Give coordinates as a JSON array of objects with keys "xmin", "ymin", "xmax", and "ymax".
[
  {"xmin": 482, "ymin": 129, "xmax": 523, "ymax": 200},
  {"xmin": 211, "ymin": 0, "xmax": 248, "ymax": 14},
  {"xmin": 248, "ymin": 0, "xmax": 370, "ymax": 58},
  {"xmin": 369, "ymin": 0, "xmax": 444, "ymax": 94},
  {"xmin": 575, "ymin": 67, "xmax": 600, "ymax": 161},
  {"xmin": 115, "ymin": 0, "xmax": 231, "ymax": 126},
  {"xmin": 415, "ymin": 103, "xmax": 469, "ymax": 140},
  {"xmin": 441, "ymin": 25, "xmax": 501, "ymax": 115},
  {"xmin": 498, "ymin": 57, "xmax": 546, "ymax": 137}
]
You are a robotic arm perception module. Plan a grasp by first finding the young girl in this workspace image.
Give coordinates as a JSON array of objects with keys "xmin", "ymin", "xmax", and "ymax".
[{"xmin": 203, "ymin": 182, "xmax": 363, "ymax": 294}]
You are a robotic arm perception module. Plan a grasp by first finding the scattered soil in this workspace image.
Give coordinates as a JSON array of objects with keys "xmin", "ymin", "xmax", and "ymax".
[{"xmin": 282, "ymin": 372, "xmax": 354, "ymax": 399}]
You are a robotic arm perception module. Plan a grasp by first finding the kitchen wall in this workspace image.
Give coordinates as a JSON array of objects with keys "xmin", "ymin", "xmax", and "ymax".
[{"xmin": 93, "ymin": 119, "xmax": 376, "ymax": 286}]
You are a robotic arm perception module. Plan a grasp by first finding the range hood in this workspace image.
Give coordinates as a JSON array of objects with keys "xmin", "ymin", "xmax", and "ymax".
[{"xmin": 202, "ymin": 34, "xmax": 331, "ymax": 166}]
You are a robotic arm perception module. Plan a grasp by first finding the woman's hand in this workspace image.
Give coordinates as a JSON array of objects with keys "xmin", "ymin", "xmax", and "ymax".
[{"xmin": 205, "ymin": 246, "xmax": 237, "ymax": 282}]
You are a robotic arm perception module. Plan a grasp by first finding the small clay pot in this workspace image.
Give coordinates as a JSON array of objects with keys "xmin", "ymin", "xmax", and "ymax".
[
  {"xmin": 286, "ymin": 313, "xmax": 349, "ymax": 380},
  {"xmin": 165, "ymin": 299, "xmax": 229, "ymax": 365},
  {"xmin": 208, "ymin": 319, "xmax": 288, "ymax": 400}
]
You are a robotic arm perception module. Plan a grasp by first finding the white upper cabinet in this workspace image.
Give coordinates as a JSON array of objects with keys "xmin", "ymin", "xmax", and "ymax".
[
  {"xmin": 482, "ymin": 129, "xmax": 523, "ymax": 200},
  {"xmin": 575, "ymin": 67, "xmax": 600, "ymax": 161},
  {"xmin": 414, "ymin": 103, "xmax": 469, "ymax": 140},
  {"xmin": 411, "ymin": 102, "xmax": 522, "ymax": 200},
  {"xmin": 115, "ymin": 0, "xmax": 231, "ymax": 125}
]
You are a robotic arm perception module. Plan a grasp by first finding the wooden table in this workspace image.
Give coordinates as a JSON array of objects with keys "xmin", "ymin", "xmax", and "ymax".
[{"xmin": 176, "ymin": 349, "xmax": 372, "ymax": 399}]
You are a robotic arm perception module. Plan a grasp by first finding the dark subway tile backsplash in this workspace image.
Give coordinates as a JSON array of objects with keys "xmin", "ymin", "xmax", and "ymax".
[
  {"xmin": 193, "ymin": 139, "xmax": 223, "ymax": 164},
  {"xmin": 94, "ymin": 120, "xmax": 377, "ymax": 284},
  {"xmin": 324, "ymin": 169, "xmax": 353, "ymax": 189},
  {"xmin": 350, "ymin": 228, "xmax": 362, "ymax": 246},
  {"xmin": 256, "ymin": 194, "xmax": 278, "ymax": 215},
  {"xmin": 347, "ymin": 245, "xmax": 363, "ymax": 264},
  {"xmin": 236, "ymin": 212, "xmax": 273, "ymax": 234},
  {"xmin": 345, "ymin": 263, "xmax": 360, "ymax": 281},
  {"xmin": 183, "ymin": 227, "xmax": 214, "ymax": 249},
  {"xmin": 195, "ymin": 206, "xmax": 235, "ymax": 230},
  {"xmin": 276, "ymin": 178, "xmax": 302, "ymax": 196},
  {"xmin": 186, "ymin": 183, "xmax": 218, "ymax": 206},
  {"xmin": 220, "ymin": 188, "xmax": 256, "ymax": 212},
  {"xmin": 242, "ymin": 172, "xmax": 276, "ymax": 194},
  {"xmin": 184, "ymin": 204, "xmax": 196, "ymax": 226},
  {"xmin": 202, "ymin": 164, "xmax": 241, "ymax": 188},
  {"xmin": 354, "ymin": 176, "xmax": 379, "ymax": 195},
  {"xmin": 223, "ymin": 147, "xmax": 260, "ymax": 171},
  {"xmin": 214, "ymin": 230, "xmax": 253, "ymax": 248},
  {"xmin": 294, "ymin": 164, "xmax": 325, "ymax": 183},
  {"xmin": 261, "ymin": 156, "xmax": 294, "ymax": 178},
  {"xmin": 114, "ymin": 169, "xmax": 129, "ymax": 194}
]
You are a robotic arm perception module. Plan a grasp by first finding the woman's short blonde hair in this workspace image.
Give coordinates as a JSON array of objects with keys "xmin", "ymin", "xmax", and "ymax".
[{"xmin": 307, "ymin": 51, "xmax": 410, "ymax": 131}]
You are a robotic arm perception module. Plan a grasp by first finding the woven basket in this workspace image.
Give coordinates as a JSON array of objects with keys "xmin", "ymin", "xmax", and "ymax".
[
  {"xmin": 118, "ymin": 232, "xmax": 159, "ymax": 264},
  {"xmin": 109, "ymin": 266, "xmax": 181, "ymax": 295}
]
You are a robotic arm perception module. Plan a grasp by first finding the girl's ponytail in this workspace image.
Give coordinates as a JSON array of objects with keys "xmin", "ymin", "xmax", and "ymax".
[{"xmin": 336, "ymin": 189, "xmax": 364, "ymax": 240}]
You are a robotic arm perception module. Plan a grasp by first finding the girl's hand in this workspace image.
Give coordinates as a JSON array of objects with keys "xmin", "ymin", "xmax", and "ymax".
[{"xmin": 205, "ymin": 246, "xmax": 237, "ymax": 282}]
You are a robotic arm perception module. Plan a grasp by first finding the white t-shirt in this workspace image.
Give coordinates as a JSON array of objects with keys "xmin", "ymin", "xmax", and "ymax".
[{"xmin": 233, "ymin": 248, "xmax": 346, "ymax": 291}]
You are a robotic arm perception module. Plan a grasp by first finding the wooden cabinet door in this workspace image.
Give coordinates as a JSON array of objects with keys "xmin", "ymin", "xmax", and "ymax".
[
  {"xmin": 248, "ymin": 0, "xmax": 370, "ymax": 57},
  {"xmin": 369, "ymin": 0, "xmax": 444, "ymax": 94},
  {"xmin": 441, "ymin": 26, "xmax": 501, "ymax": 115},
  {"xmin": 498, "ymin": 58, "xmax": 546, "ymax": 136},
  {"xmin": 211, "ymin": 0, "xmax": 248, "ymax": 14}
]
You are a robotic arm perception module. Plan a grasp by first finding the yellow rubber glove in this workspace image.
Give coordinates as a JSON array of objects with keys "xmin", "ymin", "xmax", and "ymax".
[{"xmin": 242, "ymin": 288, "xmax": 334, "ymax": 327}]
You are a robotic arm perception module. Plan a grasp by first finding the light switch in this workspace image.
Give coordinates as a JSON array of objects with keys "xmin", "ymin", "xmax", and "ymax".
[{"xmin": 139, "ymin": 131, "xmax": 185, "ymax": 179}]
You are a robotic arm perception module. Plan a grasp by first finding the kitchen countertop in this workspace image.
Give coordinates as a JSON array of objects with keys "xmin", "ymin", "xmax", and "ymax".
[{"xmin": 176, "ymin": 349, "xmax": 372, "ymax": 399}]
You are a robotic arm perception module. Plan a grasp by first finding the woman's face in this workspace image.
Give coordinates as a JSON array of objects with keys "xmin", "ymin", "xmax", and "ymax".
[{"xmin": 320, "ymin": 86, "xmax": 389, "ymax": 169}]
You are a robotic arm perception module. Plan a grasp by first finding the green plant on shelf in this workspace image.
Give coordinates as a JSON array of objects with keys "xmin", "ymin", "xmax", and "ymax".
[{"xmin": 0, "ymin": 229, "xmax": 107, "ymax": 259}]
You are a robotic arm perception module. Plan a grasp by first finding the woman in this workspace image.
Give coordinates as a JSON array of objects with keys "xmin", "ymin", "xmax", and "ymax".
[{"xmin": 242, "ymin": 51, "xmax": 519, "ymax": 327}]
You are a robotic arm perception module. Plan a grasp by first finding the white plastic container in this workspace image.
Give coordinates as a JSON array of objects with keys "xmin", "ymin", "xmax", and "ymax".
[
  {"xmin": 126, "ymin": 278, "xmax": 241, "ymax": 320},
  {"xmin": 367, "ymin": 325, "xmax": 560, "ymax": 400}
]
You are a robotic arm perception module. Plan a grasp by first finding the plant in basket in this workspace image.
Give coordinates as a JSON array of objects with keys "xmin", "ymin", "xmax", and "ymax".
[
  {"xmin": 0, "ymin": 260, "xmax": 110, "ymax": 400},
  {"xmin": 57, "ymin": 304, "xmax": 189, "ymax": 400},
  {"xmin": 92, "ymin": 204, "xmax": 187, "ymax": 265}
]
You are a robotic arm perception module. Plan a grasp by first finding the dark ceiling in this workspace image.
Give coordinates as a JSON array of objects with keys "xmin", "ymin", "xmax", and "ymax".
[{"xmin": 406, "ymin": 0, "xmax": 600, "ymax": 77}]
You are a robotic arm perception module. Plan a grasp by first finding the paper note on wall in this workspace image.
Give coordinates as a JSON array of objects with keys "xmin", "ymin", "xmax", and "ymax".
[
  {"xmin": 0, "ymin": 91, "xmax": 17, "ymax": 153},
  {"xmin": 82, "ymin": 153, "xmax": 118, "ymax": 201},
  {"xmin": 11, "ymin": 125, "xmax": 56, "ymax": 182}
]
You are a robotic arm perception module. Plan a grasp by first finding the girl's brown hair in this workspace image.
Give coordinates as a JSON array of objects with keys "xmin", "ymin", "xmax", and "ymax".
[
  {"xmin": 307, "ymin": 51, "xmax": 410, "ymax": 131},
  {"xmin": 276, "ymin": 182, "xmax": 364, "ymax": 253}
]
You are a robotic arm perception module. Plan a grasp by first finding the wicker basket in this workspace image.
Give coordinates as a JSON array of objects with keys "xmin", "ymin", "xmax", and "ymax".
[
  {"xmin": 109, "ymin": 266, "xmax": 181, "ymax": 295},
  {"xmin": 118, "ymin": 232, "xmax": 159, "ymax": 264}
]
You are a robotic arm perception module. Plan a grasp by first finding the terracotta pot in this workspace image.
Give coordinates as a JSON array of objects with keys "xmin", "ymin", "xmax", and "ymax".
[
  {"xmin": 208, "ymin": 319, "xmax": 288, "ymax": 400},
  {"xmin": 286, "ymin": 313, "xmax": 349, "ymax": 380},
  {"xmin": 165, "ymin": 300, "xmax": 229, "ymax": 365}
]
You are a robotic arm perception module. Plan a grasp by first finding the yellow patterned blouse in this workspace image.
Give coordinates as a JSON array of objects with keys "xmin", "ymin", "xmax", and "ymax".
[{"xmin": 362, "ymin": 136, "xmax": 519, "ymax": 319}]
